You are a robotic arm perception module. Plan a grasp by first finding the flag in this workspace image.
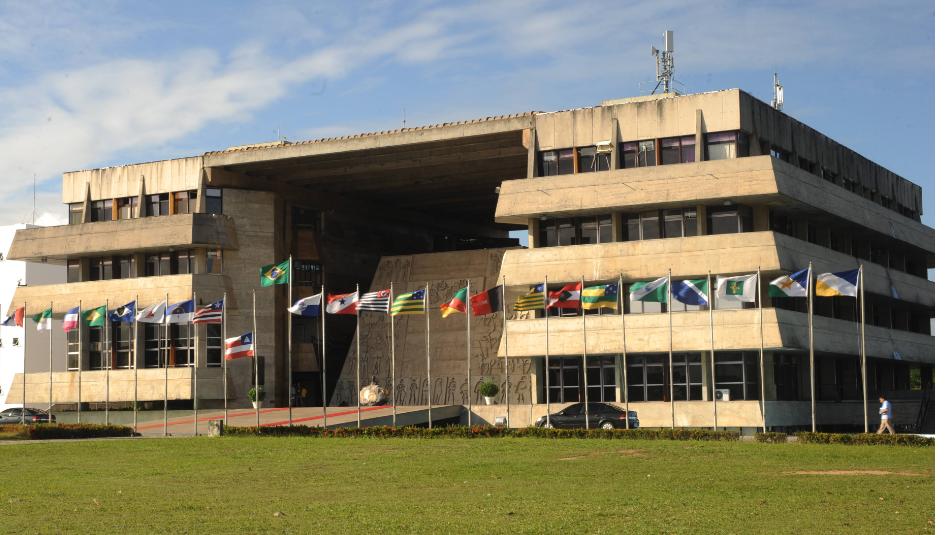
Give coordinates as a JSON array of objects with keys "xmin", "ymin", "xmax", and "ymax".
[
  {"xmin": 672, "ymin": 279, "xmax": 709, "ymax": 306},
  {"xmin": 260, "ymin": 260, "xmax": 290, "ymax": 287},
  {"xmin": 548, "ymin": 282, "xmax": 581, "ymax": 309},
  {"xmin": 326, "ymin": 291, "xmax": 359, "ymax": 315},
  {"xmin": 165, "ymin": 300, "xmax": 195, "ymax": 324},
  {"xmin": 2, "ymin": 307, "xmax": 25, "ymax": 327},
  {"xmin": 193, "ymin": 299, "xmax": 224, "ymax": 324},
  {"xmin": 288, "ymin": 293, "xmax": 322, "ymax": 317},
  {"xmin": 629, "ymin": 277, "xmax": 669, "ymax": 303},
  {"xmin": 110, "ymin": 301, "xmax": 136, "ymax": 324},
  {"xmin": 816, "ymin": 269, "xmax": 859, "ymax": 297},
  {"xmin": 581, "ymin": 283, "xmax": 619, "ymax": 310},
  {"xmin": 470, "ymin": 286, "xmax": 503, "ymax": 316},
  {"xmin": 136, "ymin": 302, "xmax": 166, "ymax": 324},
  {"xmin": 440, "ymin": 287, "xmax": 467, "ymax": 318},
  {"xmin": 63, "ymin": 306, "xmax": 80, "ymax": 332},
  {"xmin": 769, "ymin": 268, "xmax": 809, "ymax": 298},
  {"xmin": 83, "ymin": 306, "xmax": 107, "ymax": 327},
  {"xmin": 32, "ymin": 308, "xmax": 52, "ymax": 330},
  {"xmin": 224, "ymin": 332, "xmax": 254, "ymax": 360},
  {"xmin": 357, "ymin": 290, "xmax": 390, "ymax": 313},
  {"xmin": 513, "ymin": 284, "xmax": 546, "ymax": 311},
  {"xmin": 716, "ymin": 274, "xmax": 758, "ymax": 303},
  {"xmin": 391, "ymin": 289, "xmax": 426, "ymax": 315}
]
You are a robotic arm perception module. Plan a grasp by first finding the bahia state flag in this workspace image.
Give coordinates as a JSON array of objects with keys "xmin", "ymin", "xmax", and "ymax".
[
  {"xmin": 224, "ymin": 332, "xmax": 254, "ymax": 360},
  {"xmin": 260, "ymin": 260, "xmax": 290, "ymax": 287},
  {"xmin": 32, "ymin": 308, "xmax": 52, "ymax": 330},
  {"xmin": 671, "ymin": 279, "xmax": 709, "ymax": 306},
  {"xmin": 769, "ymin": 268, "xmax": 809, "ymax": 298},
  {"xmin": 288, "ymin": 293, "xmax": 322, "ymax": 317},
  {"xmin": 391, "ymin": 289, "xmax": 426, "ymax": 316},
  {"xmin": 63, "ymin": 306, "xmax": 80, "ymax": 332},
  {"xmin": 816, "ymin": 269, "xmax": 859, "ymax": 297},
  {"xmin": 513, "ymin": 284, "xmax": 546, "ymax": 311},
  {"xmin": 716, "ymin": 274, "xmax": 758, "ymax": 303},
  {"xmin": 581, "ymin": 283, "xmax": 618, "ymax": 310},
  {"xmin": 440, "ymin": 287, "xmax": 467, "ymax": 318},
  {"xmin": 629, "ymin": 277, "xmax": 668, "ymax": 303},
  {"xmin": 326, "ymin": 291, "xmax": 359, "ymax": 315}
]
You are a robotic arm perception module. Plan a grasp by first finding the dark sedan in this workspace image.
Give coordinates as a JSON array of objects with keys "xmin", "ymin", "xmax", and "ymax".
[
  {"xmin": 535, "ymin": 402, "xmax": 639, "ymax": 430},
  {"xmin": 0, "ymin": 408, "xmax": 56, "ymax": 424}
]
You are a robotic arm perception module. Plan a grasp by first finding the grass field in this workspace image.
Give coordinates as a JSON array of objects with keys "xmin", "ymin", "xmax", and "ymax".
[{"xmin": 1, "ymin": 437, "xmax": 934, "ymax": 534}]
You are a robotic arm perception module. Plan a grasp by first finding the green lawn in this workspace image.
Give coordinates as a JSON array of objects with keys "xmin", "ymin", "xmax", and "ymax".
[{"xmin": 0, "ymin": 437, "xmax": 934, "ymax": 534}]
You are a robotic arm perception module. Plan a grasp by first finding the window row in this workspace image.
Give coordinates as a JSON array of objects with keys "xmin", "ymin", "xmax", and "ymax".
[
  {"xmin": 773, "ymin": 293, "xmax": 931, "ymax": 335},
  {"xmin": 68, "ymin": 188, "xmax": 223, "ymax": 224},
  {"xmin": 772, "ymin": 353, "xmax": 934, "ymax": 402},
  {"xmin": 66, "ymin": 249, "xmax": 223, "ymax": 282},
  {"xmin": 65, "ymin": 324, "xmax": 222, "ymax": 370}
]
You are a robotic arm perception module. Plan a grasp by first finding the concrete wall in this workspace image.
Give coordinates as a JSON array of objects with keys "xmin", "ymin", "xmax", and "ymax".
[
  {"xmin": 8, "ymin": 367, "xmax": 224, "ymax": 404},
  {"xmin": 63, "ymin": 157, "xmax": 203, "ymax": 203}
]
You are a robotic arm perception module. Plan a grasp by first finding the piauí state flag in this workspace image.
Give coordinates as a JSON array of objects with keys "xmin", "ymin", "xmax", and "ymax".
[
  {"xmin": 63, "ymin": 306, "xmax": 80, "ymax": 332},
  {"xmin": 716, "ymin": 274, "xmax": 758, "ymax": 303},
  {"xmin": 83, "ymin": 306, "xmax": 107, "ymax": 327},
  {"xmin": 32, "ymin": 308, "xmax": 52, "ymax": 330},
  {"xmin": 288, "ymin": 293, "xmax": 322, "ymax": 317},
  {"xmin": 769, "ymin": 268, "xmax": 809, "ymax": 298},
  {"xmin": 513, "ymin": 284, "xmax": 546, "ymax": 311},
  {"xmin": 581, "ymin": 283, "xmax": 618, "ymax": 310},
  {"xmin": 629, "ymin": 277, "xmax": 668, "ymax": 303},
  {"xmin": 440, "ymin": 287, "xmax": 467, "ymax": 318},
  {"xmin": 672, "ymin": 279, "xmax": 709, "ymax": 306},
  {"xmin": 260, "ymin": 260, "xmax": 290, "ymax": 287},
  {"xmin": 816, "ymin": 269, "xmax": 859, "ymax": 297}
]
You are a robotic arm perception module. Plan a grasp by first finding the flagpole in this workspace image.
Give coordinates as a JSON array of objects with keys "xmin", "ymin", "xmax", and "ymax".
[
  {"xmin": 105, "ymin": 298, "xmax": 110, "ymax": 426},
  {"xmin": 390, "ymin": 282, "xmax": 397, "ymax": 427},
  {"xmin": 253, "ymin": 289, "xmax": 259, "ymax": 428},
  {"xmin": 808, "ymin": 262, "xmax": 816, "ymax": 432},
  {"xmin": 708, "ymin": 272, "xmax": 717, "ymax": 431},
  {"xmin": 356, "ymin": 283, "xmax": 362, "ymax": 428},
  {"xmin": 133, "ymin": 295, "xmax": 138, "ymax": 433},
  {"xmin": 287, "ymin": 254, "xmax": 294, "ymax": 426},
  {"xmin": 21, "ymin": 300, "xmax": 27, "ymax": 424},
  {"xmin": 321, "ymin": 285, "xmax": 328, "ymax": 428},
  {"xmin": 859, "ymin": 264, "xmax": 868, "ymax": 433},
  {"xmin": 502, "ymin": 276, "xmax": 510, "ymax": 428},
  {"xmin": 222, "ymin": 292, "xmax": 228, "ymax": 428},
  {"xmin": 757, "ymin": 267, "xmax": 766, "ymax": 433},
  {"xmin": 163, "ymin": 293, "xmax": 168, "ymax": 437},
  {"xmin": 620, "ymin": 275, "xmax": 629, "ymax": 429},
  {"xmin": 192, "ymin": 291, "xmax": 198, "ymax": 437},
  {"xmin": 581, "ymin": 276, "xmax": 589, "ymax": 430},
  {"xmin": 667, "ymin": 269, "xmax": 674, "ymax": 429},
  {"xmin": 544, "ymin": 276, "xmax": 551, "ymax": 428},
  {"xmin": 466, "ymin": 279, "xmax": 472, "ymax": 427},
  {"xmin": 425, "ymin": 282, "xmax": 432, "ymax": 429},
  {"xmin": 78, "ymin": 298, "xmax": 83, "ymax": 424},
  {"xmin": 48, "ymin": 300, "xmax": 53, "ymax": 423}
]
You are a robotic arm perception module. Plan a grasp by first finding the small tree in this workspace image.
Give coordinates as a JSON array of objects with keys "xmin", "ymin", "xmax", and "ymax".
[
  {"xmin": 478, "ymin": 379, "xmax": 500, "ymax": 398},
  {"xmin": 248, "ymin": 386, "xmax": 264, "ymax": 403}
]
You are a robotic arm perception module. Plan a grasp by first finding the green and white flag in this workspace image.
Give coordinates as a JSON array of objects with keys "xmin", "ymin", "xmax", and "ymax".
[
  {"xmin": 629, "ymin": 277, "xmax": 668, "ymax": 303},
  {"xmin": 768, "ymin": 268, "xmax": 809, "ymax": 298},
  {"xmin": 716, "ymin": 274, "xmax": 758, "ymax": 303},
  {"xmin": 32, "ymin": 308, "xmax": 52, "ymax": 331}
]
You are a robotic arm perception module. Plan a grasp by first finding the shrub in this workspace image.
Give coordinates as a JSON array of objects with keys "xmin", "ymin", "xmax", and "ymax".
[
  {"xmin": 222, "ymin": 425, "xmax": 740, "ymax": 441},
  {"xmin": 0, "ymin": 423, "xmax": 137, "ymax": 440},
  {"xmin": 755, "ymin": 432, "xmax": 789, "ymax": 443},
  {"xmin": 795, "ymin": 432, "xmax": 933, "ymax": 447},
  {"xmin": 477, "ymin": 380, "xmax": 499, "ymax": 398},
  {"xmin": 248, "ymin": 387, "xmax": 264, "ymax": 403}
]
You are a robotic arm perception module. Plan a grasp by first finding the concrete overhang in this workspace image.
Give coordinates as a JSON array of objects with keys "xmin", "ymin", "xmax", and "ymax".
[{"xmin": 6, "ymin": 213, "xmax": 238, "ymax": 262}]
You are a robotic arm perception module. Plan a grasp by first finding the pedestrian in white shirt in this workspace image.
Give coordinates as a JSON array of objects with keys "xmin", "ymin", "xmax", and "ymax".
[{"xmin": 876, "ymin": 394, "xmax": 895, "ymax": 434}]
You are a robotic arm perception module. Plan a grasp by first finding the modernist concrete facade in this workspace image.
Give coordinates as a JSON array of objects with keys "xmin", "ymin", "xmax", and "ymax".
[{"xmin": 5, "ymin": 89, "xmax": 934, "ymax": 431}]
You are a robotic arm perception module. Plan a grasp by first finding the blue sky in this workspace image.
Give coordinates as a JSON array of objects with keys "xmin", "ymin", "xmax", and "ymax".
[{"xmin": 0, "ymin": 0, "xmax": 935, "ymax": 227}]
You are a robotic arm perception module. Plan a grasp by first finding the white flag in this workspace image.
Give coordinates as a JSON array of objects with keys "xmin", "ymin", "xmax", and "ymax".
[
  {"xmin": 136, "ymin": 302, "xmax": 166, "ymax": 324},
  {"xmin": 715, "ymin": 274, "xmax": 758, "ymax": 303}
]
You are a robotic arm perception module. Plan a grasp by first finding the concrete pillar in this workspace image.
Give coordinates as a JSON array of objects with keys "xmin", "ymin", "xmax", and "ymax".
[
  {"xmin": 135, "ymin": 177, "xmax": 146, "ymax": 218},
  {"xmin": 763, "ymin": 351, "xmax": 777, "ymax": 401},
  {"xmin": 752, "ymin": 206, "xmax": 770, "ymax": 231},
  {"xmin": 610, "ymin": 118, "xmax": 620, "ymax": 171},
  {"xmin": 526, "ymin": 220, "xmax": 539, "ymax": 249},
  {"xmin": 697, "ymin": 205, "xmax": 709, "ymax": 235},
  {"xmin": 611, "ymin": 213, "xmax": 623, "ymax": 243},
  {"xmin": 701, "ymin": 350, "xmax": 712, "ymax": 400},
  {"xmin": 81, "ymin": 183, "xmax": 92, "ymax": 223},
  {"xmin": 196, "ymin": 175, "xmax": 206, "ymax": 213},
  {"xmin": 525, "ymin": 127, "xmax": 538, "ymax": 178},
  {"xmin": 695, "ymin": 109, "xmax": 705, "ymax": 162},
  {"xmin": 194, "ymin": 248, "xmax": 209, "ymax": 274}
]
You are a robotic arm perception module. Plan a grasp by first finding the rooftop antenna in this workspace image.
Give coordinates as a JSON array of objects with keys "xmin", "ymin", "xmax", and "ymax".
[
  {"xmin": 651, "ymin": 30, "xmax": 674, "ymax": 95},
  {"xmin": 771, "ymin": 73, "xmax": 784, "ymax": 111},
  {"xmin": 32, "ymin": 173, "xmax": 36, "ymax": 225},
  {"xmin": 402, "ymin": 108, "xmax": 406, "ymax": 129}
]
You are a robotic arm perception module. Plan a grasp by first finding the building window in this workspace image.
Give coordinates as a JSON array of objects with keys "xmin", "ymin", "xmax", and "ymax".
[
  {"xmin": 715, "ymin": 351, "xmax": 760, "ymax": 401},
  {"xmin": 146, "ymin": 194, "xmax": 168, "ymax": 217},
  {"xmin": 145, "ymin": 254, "xmax": 172, "ymax": 277},
  {"xmin": 117, "ymin": 197, "xmax": 138, "ymax": 220},
  {"xmin": 705, "ymin": 131, "xmax": 747, "ymax": 161},
  {"xmin": 170, "ymin": 324, "xmax": 194, "ymax": 367},
  {"xmin": 68, "ymin": 203, "xmax": 84, "ymax": 225},
  {"xmin": 90, "ymin": 200, "xmax": 113, "ymax": 222},
  {"xmin": 547, "ymin": 358, "xmax": 581, "ymax": 403},
  {"xmin": 89, "ymin": 257, "xmax": 113, "ymax": 281},
  {"xmin": 626, "ymin": 354, "xmax": 668, "ymax": 402},
  {"xmin": 671, "ymin": 353, "xmax": 703, "ymax": 401},
  {"xmin": 620, "ymin": 141, "xmax": 656, "ymax": 169},
  {"xmin": 67, "ymin": 330, "xmax": 80, "ymax": 370},
  {"xmin": 206, "ymin": 188, "xmax": 223, "ymax": 214},
  {"xmin": 660, "ymin": 135, "xmax": 695, "ymax": 165},
  {"xmin": 206, "ymin": 249, "xmax": 223, "ymax": 274},
  {"xmin": 540, "ymin": 216, "xmax": 613, "ymax": 247},
  {"xmin": 206, "ymin": 324, "xmax": 222, "ymax": 367},
  {"xmin": 585, "ymin": 356, "xmax": 618, "ymax": 402},
  {"xmin": 144, "ymin": 324, "xmax": 164, "ymax": 368},
  {"xmin": 175, "ymin": 250, "xmax": 195, "ymax": 275},
  {"xmin": 113, "ymin": 323, "xmax": 133, "ymax": 369},
  {"xmin": 117, "ymin": 256, "xmax": 135, "ymax": 279},
  {"xmin": 707, "ymin": 205, "xmax": 753, "ymax": 235},
  {"xmin": 67, "ymin": 259, "xmax": 81, "ymax": 283},
  {"xmin": 88, "ymin": 327, "xmax": 107, "ymax": 370},
  {"xmin": 539, "ymin": 149, "xmax": 575, "ymax": 176},
  {"xmin": 577, "ymin": 146, "xmax": 610, "ymax": 173},
  {"xmin": 173, "ymin": 191, "xmax": 198, "ymax": 214},
  {"xmin": 622, "ymin": 208, "xmax": 698, "ymax": 241}
]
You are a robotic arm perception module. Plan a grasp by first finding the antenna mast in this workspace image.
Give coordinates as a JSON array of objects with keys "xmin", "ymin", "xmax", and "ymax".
[
  {"xmin": 651, "ymin": 30, "xmax": 674, "ymax": 95},
  {"xmin": 771, "ymin": 73, "xmax": 784, "ymax": 111},
  {"xmin": 32, "ymin": 173, "xmax": 36, "ymax": 225}
]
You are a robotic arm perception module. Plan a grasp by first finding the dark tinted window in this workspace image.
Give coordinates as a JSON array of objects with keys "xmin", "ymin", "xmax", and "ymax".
[{"xmin": 206, "ymin": 188, "xmax": 223, "ymax": 214}]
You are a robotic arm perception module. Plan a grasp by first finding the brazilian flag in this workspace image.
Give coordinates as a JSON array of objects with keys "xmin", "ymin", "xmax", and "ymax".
[
  {"xmin": 83, "ymin": 306, "xmax": 107, "ymax": 327},
  {"xmin": 260, "ymin": 260, "xmax": 290, "ymax": 287}
]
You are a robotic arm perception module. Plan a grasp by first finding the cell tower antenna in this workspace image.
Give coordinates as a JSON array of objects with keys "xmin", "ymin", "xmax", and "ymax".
[
  {"xmin": 651, "ymin": 30, "xmax": 674, "ymax": 95},
  {"xmin": 771, "ymin": 72, "xmax": 784, "ymax": 111}
]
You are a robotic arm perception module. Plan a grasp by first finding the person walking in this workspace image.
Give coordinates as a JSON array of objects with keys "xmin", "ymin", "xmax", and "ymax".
[{"xmin": 876, "ymin": 393, "xmax": 895, "ymax": 434}]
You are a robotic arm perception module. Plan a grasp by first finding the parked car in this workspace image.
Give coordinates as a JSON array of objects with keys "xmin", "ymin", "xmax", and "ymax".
[
  {"xmin": 535, "ymin": 402, "xmax": 639, "ymax": 430},
  {"xmin": 0, "ymin": 408, "xmax": 56, "ymax": 424}
]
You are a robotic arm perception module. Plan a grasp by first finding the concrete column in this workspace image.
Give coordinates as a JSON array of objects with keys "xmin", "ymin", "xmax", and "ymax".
[
  {"xmin": 695, "ymin": 109, "xmax": 705, "ymax": 162},
  {"xmin": 135, "ymin": 178, "xmax": 146, "ymax": 218},
  {"xmin": 196, "ymin": 176, "xmax": 207, "ymax": 213},
  {"xmin": 697, "ymin": 205, "xmax": 708, "ymax": 235},
  {"xmin": 701, "ymin": 350, "xmax": 712, "ymax": 400},
  {"xmin": 752, "ymin": 206, "xmax": 770, "ymax": 231},
  {"xmin": 610, "ymin": 118, "xmax": 620, "ymax": 170},
  {"xmin": 525, "ymin": 127, "xmax": 538, "ymax": 178},
  {"xmin": 133, "ymin": 253, "xmax": 146, "ymax": 277},
  {"xmin": 526, "ymin": 220, "xmax": 539, "ymax": 249},
  {"xmin": 193, "ymin": 248, "xmax": 209, "ymax": 274},
  {"xmin": 611, "ymin": 213, "xmax": 623, "ymax": 242},
  {"xmin": 763, "ymin": 351, "xmax": 777, "ymax": 401},
  {"xmin": 81, "ymin": 183, "xmax": 92, "ymax": 223}
]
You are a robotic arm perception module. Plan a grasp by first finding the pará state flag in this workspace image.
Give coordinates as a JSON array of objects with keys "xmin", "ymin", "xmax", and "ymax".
[
  {"xmin": 547, "ymin": 282, "xmax": 581, "ymax": 309},
  {"xmin": 629, "ymin": 277, "xmax": 668, "ymax": 303},
  {"xmin": 260, "ymin": 260, "xmax": 290, "ymax": 287},
  {"xmin": 769, "ymin": 268, "xmax": 809, "ymax": 298},
  {"xmin": 110, "ymin": 301, "xmax": 136, "ymax": 324},
  {"xmin": 440, "ymin": 287, "xmax": 467, "ymax": 318},
  {"xmin": 326, "ymin": 291, "xmax": 359, "ymax": 315},
  {"xmin": 288, "ymin": 293, "xmax": 322, "ymax": 317},
  {"xmin": 32, "ymin": 308, "xmax": 52, "ymax": 330},
  {"xmin": 136, "ymin": 302, "xmax": 166, "ymax": 324},
  {"xmin": 672, "ymin": 279, "xmax": 709, "ymax": 306},
  {"xmin": 716, "ymin": 274, "xmax": 758, "ymax": 303},
  {"xmin": 224, "ymin": 332, "xmax": 254, "ymax": 360},
  {"xmin": 165, "ymin": 300, "xmax": 195, "ymax": 324},
  {"xmin": 63, "ymin": 306, "xmax": 80, "ymax": 332},
  {"xmin": 816, "ymin": 269, "xmax": 859, "ymax": 297},
  {"xmin": 581, "ymin": 283, "xmax": 618, "ymax": 310}
]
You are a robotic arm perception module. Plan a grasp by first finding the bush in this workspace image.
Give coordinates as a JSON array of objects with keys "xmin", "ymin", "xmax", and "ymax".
[
  {"xmin": 795, "ymin": 432, "xmax": 934, "ymax": 447},
  {"xmin": 477, "ymin": 380, "xmax": 499, "ymax": 398},
  {"xmin": 0, "ymin": 423, "xmax": 137, "ymax": 440},
  {"xmin": 223, "ymin": 425, "xmax": 740, "ymax": 441},
  {"xmin": 755, "ymin": 432, "xmax": 789, "ymax": 443},
  {"xmin": 248, "ymin": 387, "xmax": 264, "ymax": 403}
]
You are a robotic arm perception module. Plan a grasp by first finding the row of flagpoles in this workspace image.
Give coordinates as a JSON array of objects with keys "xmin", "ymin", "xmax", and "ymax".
[{"xmin": 4, "ymin": 257, "xmax": 867, "ymax": 432}]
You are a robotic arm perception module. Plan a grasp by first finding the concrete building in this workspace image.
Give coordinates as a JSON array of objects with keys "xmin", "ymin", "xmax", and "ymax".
[{"xmin": 4, "ymin": 89, "xmax": 934, "ymax": 431}]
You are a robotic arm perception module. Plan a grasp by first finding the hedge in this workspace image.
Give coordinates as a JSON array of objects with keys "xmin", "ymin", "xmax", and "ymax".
[
  {"xmin": 795, "ymin": 432, "xmax": 934, "ymax": 447},
  {"xmin": 754, "ymin": 432, "xmax": 789, "ymax": 443},
  {"xmin": 0, "ymin": 424, "xmax": 137, "ymax": 440},
  {"xmin": 223, "ymin": 425, "xmax": 740, "ymax": 441}
]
